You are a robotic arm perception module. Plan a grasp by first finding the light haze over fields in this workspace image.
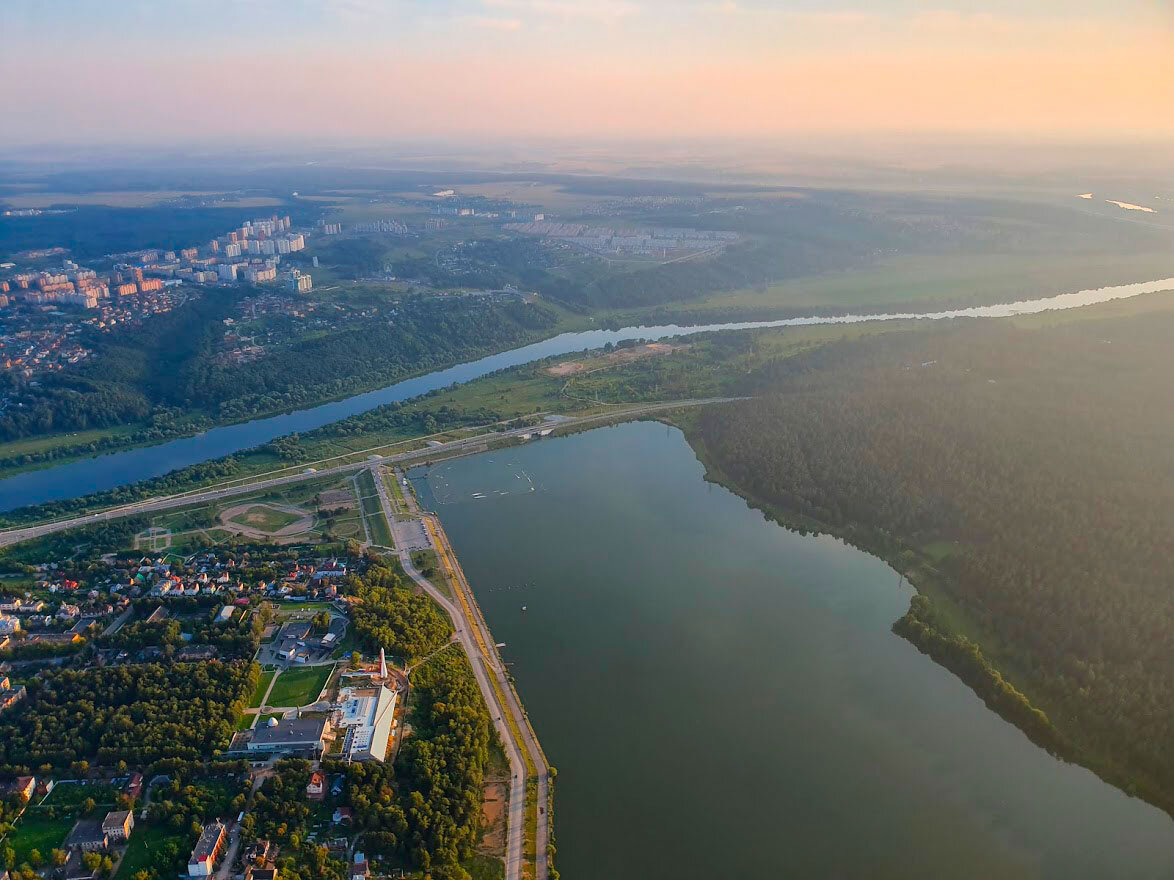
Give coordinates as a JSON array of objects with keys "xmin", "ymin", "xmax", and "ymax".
[{"xmin": 2, "ymin": 0, "xmax": 1172, "ymax": 145}]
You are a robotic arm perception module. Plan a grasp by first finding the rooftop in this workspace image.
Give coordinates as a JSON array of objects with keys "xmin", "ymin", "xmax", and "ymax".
[
  {"xmin": 190, "ymin": 821, "xmax": 225, "ymax": 862},
  {"xmin": 249, "ymin": 717, "xmax": 328, "ymax": 748}
]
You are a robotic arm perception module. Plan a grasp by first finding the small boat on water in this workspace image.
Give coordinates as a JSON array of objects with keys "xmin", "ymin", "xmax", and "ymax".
[{"xmin": 521, "ymin": 605, "xmax": 528, "ymax": 612}]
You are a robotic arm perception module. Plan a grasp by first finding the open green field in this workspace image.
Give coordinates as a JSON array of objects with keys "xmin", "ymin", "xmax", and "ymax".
[
  {"xmin": 228, "ymin": 504, "xmax": 302, "ymax": 533},
  {"xmin": 463, "ymin": 854, "xmax": 506, "ymax": 880},
  {"xmin": 248, "ymin": 669, "xmax": 276, "ymax": 708},
  {"xmin": 267, "ymin": 663, "xmax": 335, "ymax": 707},
  {"xmin": 356, "ymin": 470, "xmax": 394, "ymax": 547},
  {"xmin": 605, "ymin": 250, "xmax": 1174, "ymax": 324},
  {"xmin": 41, "ymin": 781, "xmax": 117, "ymax": 808},
  {"xmin": 114, "ymin": 822, "xmax": 192, "ymax": 879},
  {"xmin": 6, "ymin": 811, "xmax": 74, "ymax": 865}
]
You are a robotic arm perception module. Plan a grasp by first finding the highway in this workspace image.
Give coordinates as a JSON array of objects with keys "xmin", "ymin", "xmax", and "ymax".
[
  {"xmin": 369, "ymin": 466, "xmax": 543, "ymax": 880},
  {"xmin": 0, "ymin": 398, "xmax": 738, "ymax": 549}
]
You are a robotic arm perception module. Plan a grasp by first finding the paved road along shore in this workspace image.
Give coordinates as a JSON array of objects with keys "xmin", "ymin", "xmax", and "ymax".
[{"xmin": 0, "ymin": 398, "xmax": 739, "ymax": 549}]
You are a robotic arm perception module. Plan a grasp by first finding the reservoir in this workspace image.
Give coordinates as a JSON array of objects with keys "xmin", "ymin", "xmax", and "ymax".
[
  {"xmin": 409, "ymin": 421, "xmax": 1174, "ymax": 879},
  {"xmin": 0, "ymin": 275, "xmax": 1171, "ymax": 511}
]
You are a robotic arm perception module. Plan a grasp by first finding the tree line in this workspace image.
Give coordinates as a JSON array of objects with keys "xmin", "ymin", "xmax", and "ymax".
[
  {"xmin": 0, "ymin": 660, "xmax": 258, "ymax": 772},
  {"xmin": 694, "ymin": 314, "xmax": 1174, "ymax": 814}
]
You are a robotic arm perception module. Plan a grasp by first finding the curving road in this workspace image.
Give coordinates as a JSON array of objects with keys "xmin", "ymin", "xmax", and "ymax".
[{"xmin": 372, "ymin": 464, "xmax": 546, "ymax": 880}]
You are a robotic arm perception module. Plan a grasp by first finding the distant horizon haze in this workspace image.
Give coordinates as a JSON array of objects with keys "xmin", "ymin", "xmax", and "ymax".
[{"xmin": 2, "ymin": 0, "xmax": 1172, "ymax": 145}]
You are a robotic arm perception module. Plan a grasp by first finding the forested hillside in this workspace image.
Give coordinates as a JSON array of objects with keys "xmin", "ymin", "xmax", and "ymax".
[
  {"xmin": 692, "ymin": 314, "xmax": 1174, "ymax": 812},
  {"xmin": 0, "ymin": 292, "xmax": 557, "ymax": 441}
]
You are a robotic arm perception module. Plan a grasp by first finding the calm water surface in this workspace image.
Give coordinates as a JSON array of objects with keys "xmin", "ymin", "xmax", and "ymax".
[
  {"xmin": 2, "ymin": 276, "xmax": 1172, "ymax": 511},
  {"xmin": 409, "ymin": 422, "xmax": 1174, "ymax": 879}
]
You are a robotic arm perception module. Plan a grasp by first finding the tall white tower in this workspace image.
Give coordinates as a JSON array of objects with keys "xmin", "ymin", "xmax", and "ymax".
[{"xmin": 379, "ymin": 647, "xmax": 387, "ymax": 680}]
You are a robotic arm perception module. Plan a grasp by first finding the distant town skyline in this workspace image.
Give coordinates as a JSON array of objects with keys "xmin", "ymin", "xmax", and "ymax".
[{"xmin": 2, "ymin": 0, "xmax": 1172, "ymax": 144}]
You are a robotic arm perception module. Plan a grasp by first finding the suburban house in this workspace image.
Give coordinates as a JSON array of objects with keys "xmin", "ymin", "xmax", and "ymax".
[
  {"xmin": 0, "ymin": 680, "xmax": 26, "ymax": 713},
  {"xmin": 7, "ymin": 776, "xmax": 35, "ymax": 802},
  {"xmin": 306, "ymin": 770, "xmax": 326, "ymax": 801}
]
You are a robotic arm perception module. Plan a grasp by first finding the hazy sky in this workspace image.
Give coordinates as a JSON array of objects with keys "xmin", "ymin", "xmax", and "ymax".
[{"xmin": 3, "ymin": 0, "xmax": 1172, "ymax": 144}]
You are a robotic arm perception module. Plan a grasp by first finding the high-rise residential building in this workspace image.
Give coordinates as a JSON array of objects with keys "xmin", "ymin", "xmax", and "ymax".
[
  {"xmin": 243, "ymin": 266, "xmax": 277, "ymax": 284},
  {"xmin": 287, "ymin": 270, "xmax": 312, "ymax": 293}
]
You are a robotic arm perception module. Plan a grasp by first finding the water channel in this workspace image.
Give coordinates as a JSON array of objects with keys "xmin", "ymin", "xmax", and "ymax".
[{"xmin": 1, "ymin": 276, "xmax": 1171, "ymax": 511}]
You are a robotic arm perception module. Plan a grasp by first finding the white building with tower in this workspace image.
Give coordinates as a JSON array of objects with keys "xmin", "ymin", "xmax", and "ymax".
[{"xmin": 335, "ymin": 684, "xmax": 398, "ymax": 762}]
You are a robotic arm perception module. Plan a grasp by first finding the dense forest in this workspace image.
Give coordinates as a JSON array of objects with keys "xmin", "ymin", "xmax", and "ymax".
[
  {"xmin": 0, "ymin": 660, "xmax": 257, "ymax": 771},
  {"xmin": 692, "ymin": 314, "xmax": 1174, "ymax": 813},
  {"xmin": 349, "ymin": 561, "xmax": 453, "ymax": 663},
  {"xmin": 342, "ymin": 560, "xmax": 491, "ymax": 877},
  {"xmin": 392, "ymin": 650, "xmax": 492, "ymax": 877},
  {"xmin": 0, "ymin": 204, "xmax": 318, "ymax": 261},
  {"xmin": 249, "ymin": 760, "xmax": 347, "ymax": 880},
  {"xmin": 0, "ymin": 289, "xmax": 557, "ymax": 442}
]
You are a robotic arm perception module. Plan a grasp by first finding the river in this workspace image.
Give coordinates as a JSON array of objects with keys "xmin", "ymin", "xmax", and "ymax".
[
  {"xmin": 408, "ymin": 422, "xmax": 1174, "ymax": 879},
  {"xmin": 1, "ymin": 276, "xmax": 1171, "ymax": 512}
]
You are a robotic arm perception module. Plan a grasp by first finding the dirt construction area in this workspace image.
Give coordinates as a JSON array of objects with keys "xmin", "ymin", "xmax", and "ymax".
[
  {"xmin": 546, "ymin": 342, "xmax": 683, "ymax": 377},
  {"xmin": 478, "ymin": 781, "xmax": 508, "ymax": 855},
  {"xmin": 217, "ymin": 502, "xmax": 314, "ymax": 540}
]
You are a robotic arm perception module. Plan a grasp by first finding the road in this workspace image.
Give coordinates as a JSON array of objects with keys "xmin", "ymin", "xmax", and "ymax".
[
  {"xmin": 0, "ymin": 398, "xmax": 738, "ymax": 549},
  {"xmin": 215, "ymin": 821, "xmax": 242, "ymax": 880},
  {"xmin": 425, "ymin": 513, "xmax": 551, "ymax": 880},
  {"xmin": 371, "ymin": 465, "xmax": 544, "ymax": 880}
]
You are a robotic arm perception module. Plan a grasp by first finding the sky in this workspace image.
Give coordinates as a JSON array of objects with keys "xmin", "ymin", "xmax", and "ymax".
[{"xmin": 2, "ymin": 0, "xmax": 1172, "ymax": 145}]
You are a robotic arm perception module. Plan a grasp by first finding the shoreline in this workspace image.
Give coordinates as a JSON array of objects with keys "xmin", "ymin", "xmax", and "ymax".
[
  {"xmin": 666, "ymin": 410, "xmax": 1174, "ymax": 823},
  {"xmin": 5, "ymin": 269, "xmax": 1172, "ymax": 494}
]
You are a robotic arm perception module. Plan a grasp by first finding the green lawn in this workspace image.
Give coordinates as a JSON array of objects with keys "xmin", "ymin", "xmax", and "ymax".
[
  {"xmin": 114, "ymin": 822, "xmax": 192, "ymax": 879},
  {"xmin": 267, "ymin": 663, "xmax": 335, "ymax": 707},
  {"xmin": 356, "ymin": 470, "xmax": 394, "ymax": 547},
  {"xmin": 6, "ymin": 811, "xmax": 74, "ymax": 865},
  {"xmin": 41, "ymin": 781, "xmax": 117, "ymax": 807},
  {"xmin": 248, "ymin": 669, "xmax": 276, "ymax": 708},
  {"xmin": 464, "ymin": 854, "xmax": 505, "ymax": 880},
  {"xmin": 228, "ymin": 504, "xmax": 303, "ymax": 533}
]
